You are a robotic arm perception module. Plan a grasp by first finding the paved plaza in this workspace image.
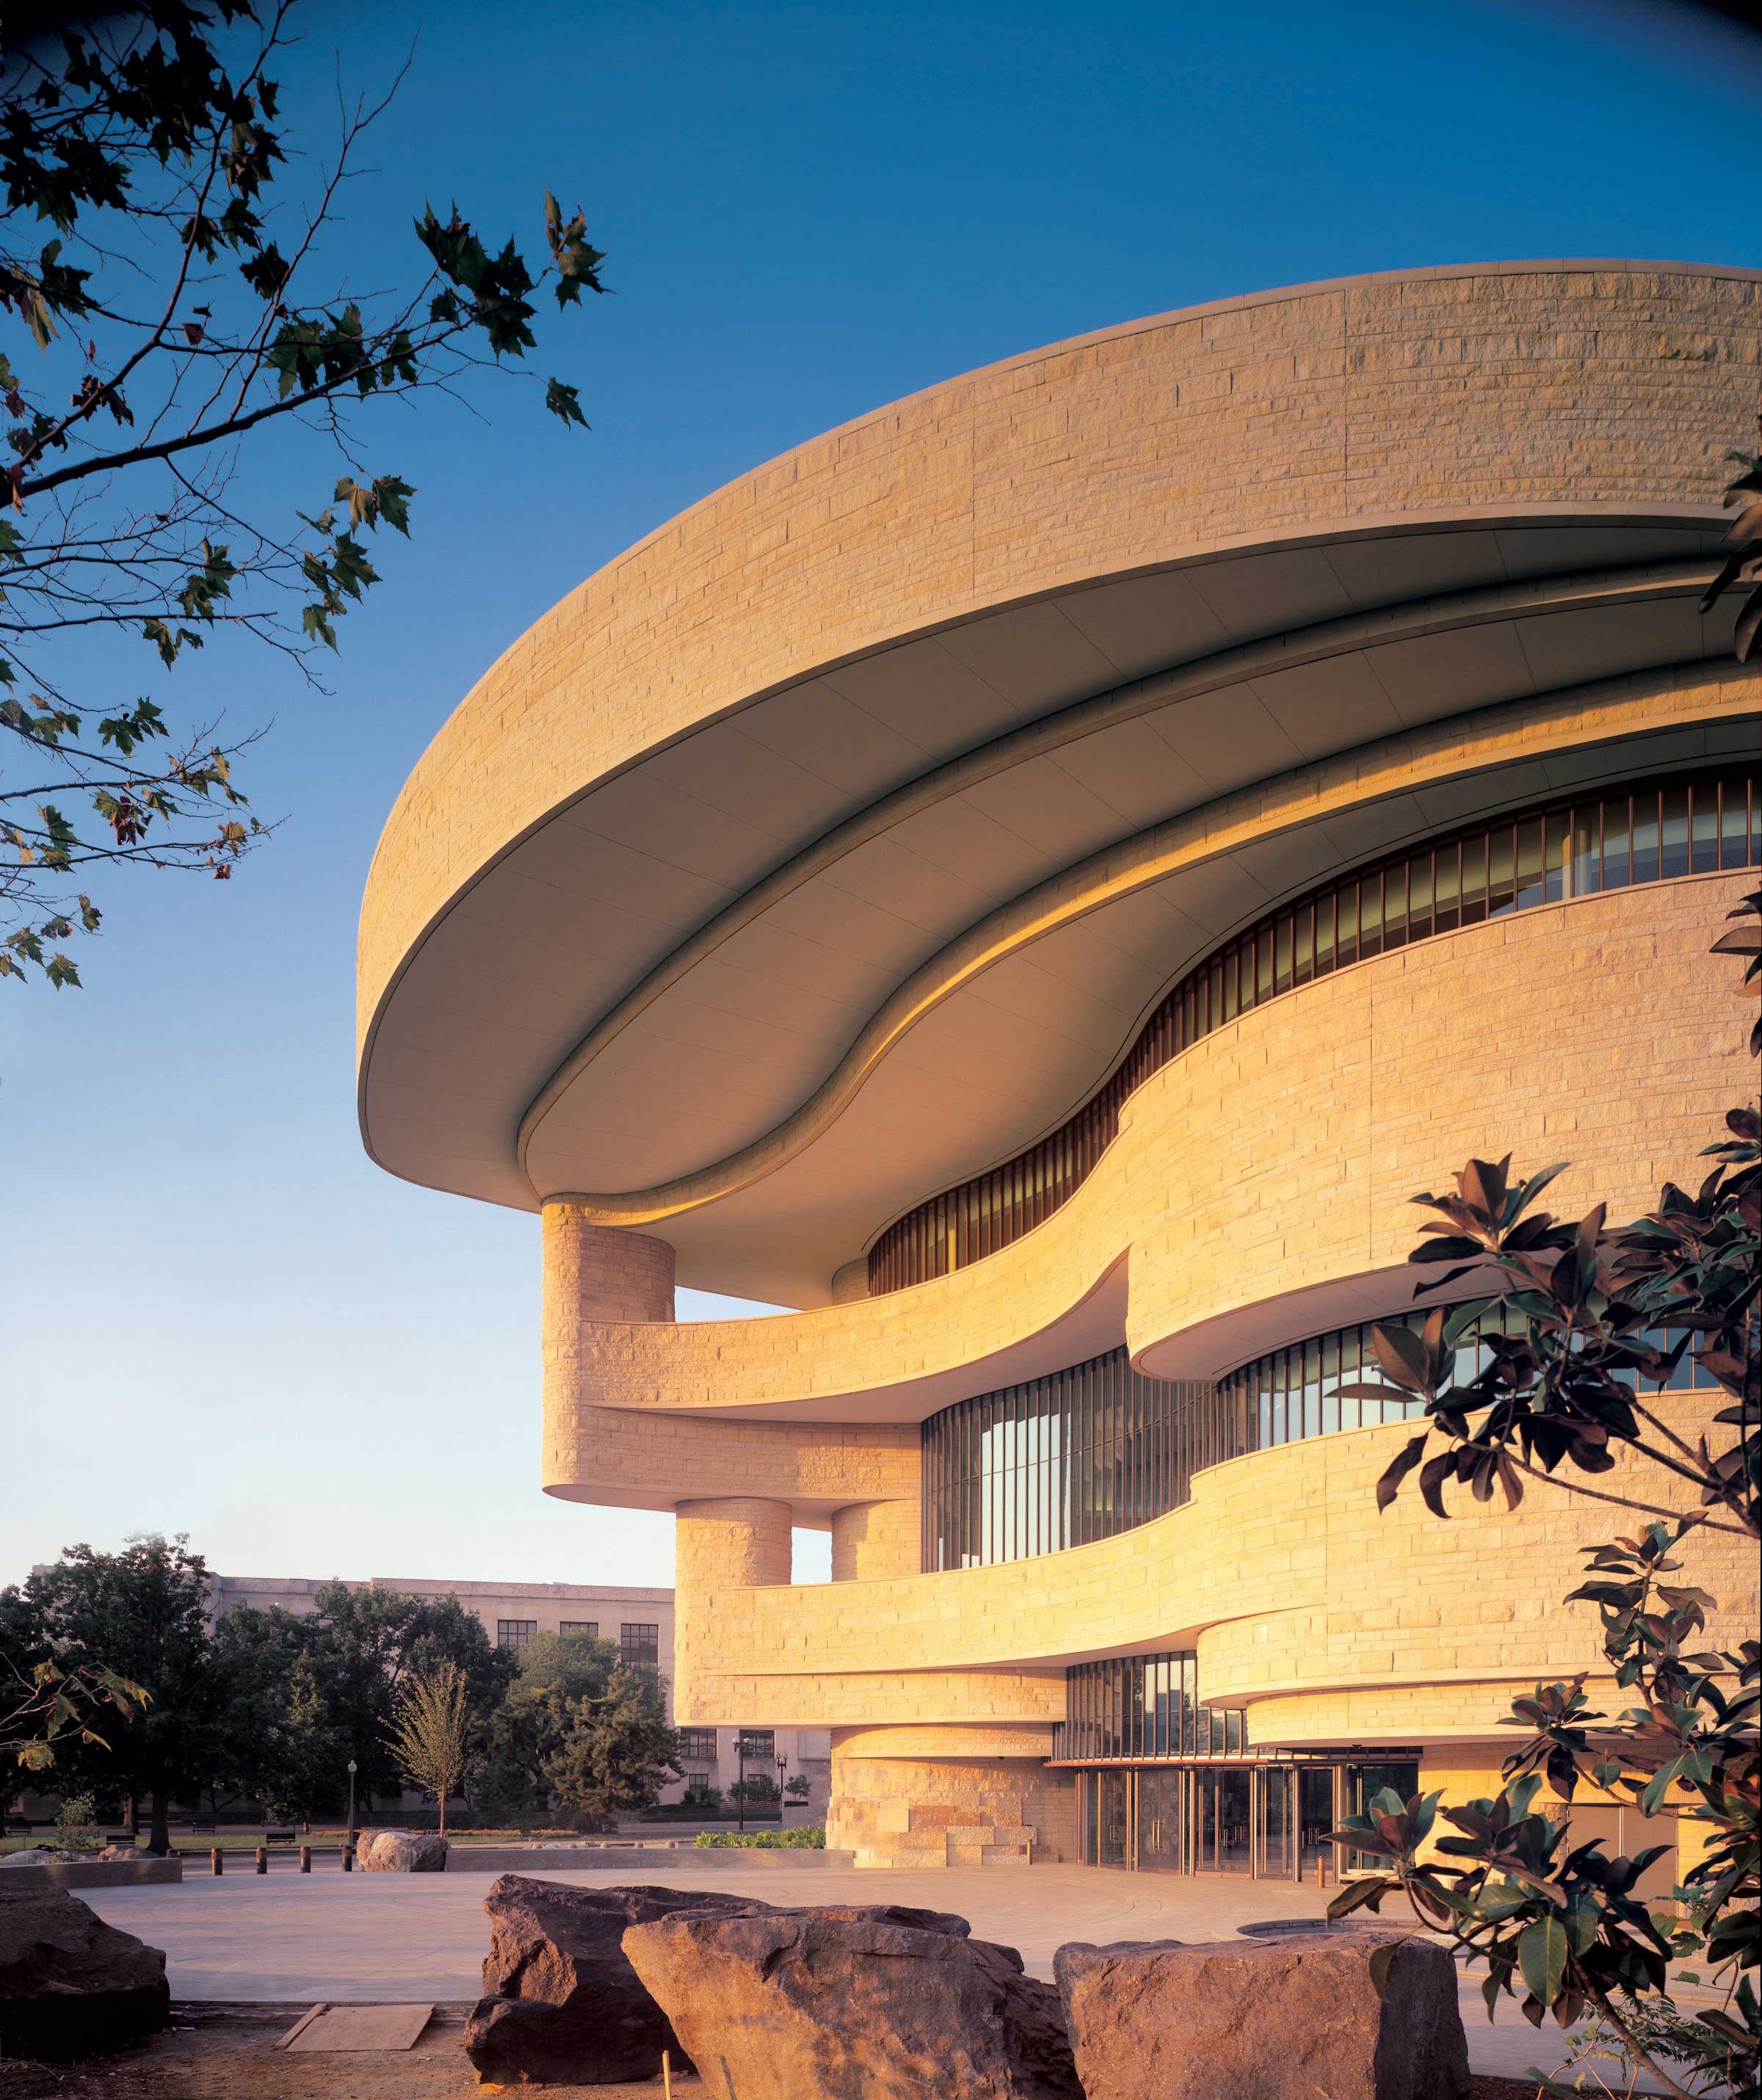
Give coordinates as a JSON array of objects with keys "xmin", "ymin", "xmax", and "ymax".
[{"xmin": 80, "ymin": 1861, "xmax": 1665, "ymax": 2088}]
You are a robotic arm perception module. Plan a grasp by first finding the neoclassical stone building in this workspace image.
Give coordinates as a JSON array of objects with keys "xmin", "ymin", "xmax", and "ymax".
[{"xmin": 359, "ymin": 262, "xmax": 1761, "ymax": 1877}]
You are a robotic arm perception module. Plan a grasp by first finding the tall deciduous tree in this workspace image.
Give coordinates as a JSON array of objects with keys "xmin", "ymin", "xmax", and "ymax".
[
  {"xmin": 27, "ymin": 1534, "xmax": 237, "ymax": 1851},
  {"xmin": 474, "ymin": 1630, "xmax": 678, "ymax": 1827},
  {"xmin": 0, "ymin": 0, "xmax": 603, "ymax": 985},
  {"xmin": 222, "ymin": 1581, "xmax": 514, "ymax": 1811}
]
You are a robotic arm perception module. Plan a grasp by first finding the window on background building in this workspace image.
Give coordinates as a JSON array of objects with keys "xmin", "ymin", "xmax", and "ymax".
[
  {"xmin": 559, "ymin": 1621, "xmax": 598, "ymax": 1638},
  {"xmin": 620, "ymin": 1623, "xmax": 659, "ymax": 1668},
  {"xmin": 736, "ymin": 1728, "xmax": 775, "ymax": 1760},
  {"xmin": 677, "ymin": 1728, "xmax": 717, "ymax": 1762},
  {"xmin": 496, "ymin": 1620, "xmax": 537, "ymax": 1648}
]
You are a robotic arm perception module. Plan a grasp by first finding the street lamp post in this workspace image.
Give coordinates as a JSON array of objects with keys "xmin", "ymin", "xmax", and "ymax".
[
  {"xmin": 775, "ymin": 1753, "xmax": 788, "ymax": 1825},
  {"xmin": 345, "ymin": 1759, "xmax": 358, "ymax": 1864},
  {"xmin": 736, "ymin": 1734, "xmax": 747, "ymax": 1833}
]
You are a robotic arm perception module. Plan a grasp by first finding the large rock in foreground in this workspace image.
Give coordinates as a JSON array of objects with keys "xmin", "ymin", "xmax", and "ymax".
[
  {"xmin": 0, "ymin": 1883, "xmax": 170, "ymax": 2061},
  {"xmin": 623, "ymin": 1902, "xmax": 1081, "ymax": 2099},
  {"xmin": 463, "ymin": 1876, "xmax": 778, "ymax": 2085},
  {"xmin": 1054, "ymin": 1930, "xmax": 1470, "ymax": 2100},
  {"xmin": 356, "ymin": 1830, "xmax": 449, "ymax": 1872}
]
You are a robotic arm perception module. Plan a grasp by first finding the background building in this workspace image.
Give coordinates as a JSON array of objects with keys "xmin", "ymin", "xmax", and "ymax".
[
  {"xmin": 210, "ymin": 1574, "xmax": 829, "ymax": 1810},
  {"xmin": 359, "ymin": 261, "xmax": 1761, "ymax": 1873}
]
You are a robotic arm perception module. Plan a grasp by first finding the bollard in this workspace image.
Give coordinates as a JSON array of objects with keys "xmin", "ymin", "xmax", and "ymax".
[
  {"xmin": 211, "ymin": 1847, "xmax": 223, "ymax": 1875},
  {"xmin": 300, "ymin": 1844, "xmax": 312, "ymax": 1874},
  {"xmin": 341, "ymin": 1842, "xmax": 353, "ymax": 1872},
  {"xmin": 255, "ymin": 1845, "xmax": 268, "ymax": 1875}
]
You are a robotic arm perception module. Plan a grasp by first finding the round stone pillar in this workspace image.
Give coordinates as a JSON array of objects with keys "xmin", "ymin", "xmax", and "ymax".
[
  {"xmin": 830, "ymin": 1498, "xmax": 919, "ymax": 1581},
  {"xmin": 672, "ymin": 1496, "xmax": 793, "ymax": 1725},
  {"xmin": 541, "ymin": 1201, "xmax": 676, "ymax": 1327},
  {"xmin": 673, "ymin": 1496, "xmax": 794, "ymax": 1590},
  {"xmin": 830, "ymin": 1259, "xmax": 869, "ymax": 1304}
]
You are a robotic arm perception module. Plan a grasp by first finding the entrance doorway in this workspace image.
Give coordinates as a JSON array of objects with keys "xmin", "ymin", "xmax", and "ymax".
[
  {"xmin": 1078, "ymin": 1764, "xmax": 1345, "ymax": 1878},
  {"xmin": 1197, "ymin": 1767, "xmax": 1252, "ymax": 1872}
]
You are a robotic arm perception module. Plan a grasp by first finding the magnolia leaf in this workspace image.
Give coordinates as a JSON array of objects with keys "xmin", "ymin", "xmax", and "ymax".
[
  {"xmin": 1367, "ymin": 1939, "xmax": 1403, "ymax": 1999},
  {"xmin": 1518, "ymin": 1917, "xmax": 1568, "ymax": 2007}
]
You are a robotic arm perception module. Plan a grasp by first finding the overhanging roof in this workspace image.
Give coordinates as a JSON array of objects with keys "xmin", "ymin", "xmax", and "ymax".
[{"xmin": 358, "ymin": 261, "xmax": 1761, "ymax": 1306}]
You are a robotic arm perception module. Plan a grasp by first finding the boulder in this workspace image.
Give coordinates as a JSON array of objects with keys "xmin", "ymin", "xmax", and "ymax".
[
  {"xmin": 1054, "ymin": 1929, "xmax": 1470, "ymax": 2100},
  {"xmin": 1, "ymin": 1850, "xmax": 57, "ymax": 1868},
  {"xmin": 622, "ymin": 1902, "xmax": 1081, "ymax": 2100},
  {"xmin": 463, "ymin": 1875, "xmax": 779, "ymax": 2085},
  {"xmin": 0, "ymin": 1883, "xmax": 170, "ymax": 2061},
  {"xmin": 356, "ymin": 1830, "xmax": 449, "ymax": 1872}
]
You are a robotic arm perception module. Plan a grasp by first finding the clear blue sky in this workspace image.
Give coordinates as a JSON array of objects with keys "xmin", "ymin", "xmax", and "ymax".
[{"xmin": 6, "ymin": 0, "xmax": 1758, "ymax": 1595}]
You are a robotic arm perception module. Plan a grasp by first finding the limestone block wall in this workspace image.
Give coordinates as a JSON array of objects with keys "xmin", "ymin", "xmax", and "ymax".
[
  {"xmin": 670, "ymin": 1402, "xmax": 1755, "ymax": 1752},
  {"xmin": 826, "ymin": 1739, "xmax": 1080, "ymax": 1869},
  {"xmin": 1125, "ymin": 869, "xmax": 1752, "ymax": 1376},
  {"xmin": 830, "ymin": 1499, "xmax": 919, "ymax": 1580}
]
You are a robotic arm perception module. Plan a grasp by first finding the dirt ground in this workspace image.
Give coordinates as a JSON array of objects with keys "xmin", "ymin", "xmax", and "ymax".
[
  {"xmin": 0, "ymin": 2007, "xmax": 701, "ymax": 2100},
  {"xmin": 0, "ymin": 2005, "xmax": 1553, "ymax": 2099}
]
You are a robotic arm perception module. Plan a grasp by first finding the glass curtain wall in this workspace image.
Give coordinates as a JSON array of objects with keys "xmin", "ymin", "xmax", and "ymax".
[
  {"xmin": 926, "ymin": 1314, "xmax": 1721, "ymax": 1571},
  {"xmin": 920, "ymin": 1348, "xmax": 1204, "ymax": 1571},
  {"xmin": 1053, "ymin": 1653, "xmax": 1249, "ymax": 1762},
  {"xmin": 870, "ymin": 764, "xmax": 1760, "ymax": 1293}
]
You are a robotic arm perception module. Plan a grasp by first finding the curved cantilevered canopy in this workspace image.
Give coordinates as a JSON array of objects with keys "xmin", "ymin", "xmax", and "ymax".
[{"xmin": 358, "ymin": 261, "xmax": 1760, "ymax": 1306}]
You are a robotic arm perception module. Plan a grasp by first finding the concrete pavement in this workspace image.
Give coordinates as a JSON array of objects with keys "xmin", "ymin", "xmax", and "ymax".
[{"xmin": 81, "ymin": 1861, "xmax": 1669, "ymax": 2089}]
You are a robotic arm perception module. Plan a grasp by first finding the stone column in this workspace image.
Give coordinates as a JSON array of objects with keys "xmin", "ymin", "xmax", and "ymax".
[
  {"xmin": 830, "ymin": 1259, "xmax": 869, "ymax": 1303},
  {"xmin": 541, "ymin": 1201, "xmax": 676, "ymax": 1328},
  {"xmin": 672, "ymin": 1496, "xmax": 793, "ymax": 1722},
  {"xmin": 830, "ymin": 1498, "xmax": 919, "ymax": 1581},
  {"xmin": 674, "ymin": 1497, "xmax": 794, "ymax": 1590}
]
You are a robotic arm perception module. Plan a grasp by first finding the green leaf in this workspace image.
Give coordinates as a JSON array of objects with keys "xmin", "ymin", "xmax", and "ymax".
[
  {"xmin": 545, "ymin": 377, "xmax": 588, "ymax": 429},
  {"xmin": 1367, "ymin": 1939, "xmax": 1403, "ymax": 1999},
  {"xmin": 1518, "ymin": 1917, "xmax": 1568, "ymax": 2007}
]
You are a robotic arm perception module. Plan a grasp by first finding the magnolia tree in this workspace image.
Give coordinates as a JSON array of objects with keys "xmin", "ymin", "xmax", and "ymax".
[
  {"xmin": 1, "ymin": 0, "xmax": 602, "ymax": 985},
  {"xmin": 1327, "ymin": 892, "xmax": 1761, "ymax": 2099}
]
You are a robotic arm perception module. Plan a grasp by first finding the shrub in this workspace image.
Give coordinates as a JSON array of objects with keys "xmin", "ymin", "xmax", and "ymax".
[{"xmin": 694, "ymin": 1825, "xmax": 825, "ymax": 1849}]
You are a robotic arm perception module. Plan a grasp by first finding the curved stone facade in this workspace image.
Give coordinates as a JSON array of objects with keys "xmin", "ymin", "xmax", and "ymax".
[{"xmin": 361, "ymin": 262, "xmax": 1762, "ymax": 1872}]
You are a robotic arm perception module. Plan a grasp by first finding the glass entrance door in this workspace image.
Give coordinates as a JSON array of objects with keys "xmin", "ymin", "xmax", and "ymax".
[
  {"xmin": 1255, "ymin": 1766, "xmax": 1296, "ymax": 1880},
  {"xmin": 1136, "ymin": 1767, "xmax": 1188, "ymax": 1872},
  {"xmin": 1095, "ymin": 1769, "xmax": 1131, "ymax": 1867},
  {"xmin": 1299, "ymin": 1766, "xmax": 1336, "ymax": 1879},
  {"xmin": 1196, "ymin": 1767, "xmax": 1252, "ymax": 1872}
]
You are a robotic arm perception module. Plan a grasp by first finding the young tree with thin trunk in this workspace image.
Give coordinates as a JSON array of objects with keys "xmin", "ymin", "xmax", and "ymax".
[{"xmin": 385, "ymin": 1660, "xmax": 469, "ymax": 1836}]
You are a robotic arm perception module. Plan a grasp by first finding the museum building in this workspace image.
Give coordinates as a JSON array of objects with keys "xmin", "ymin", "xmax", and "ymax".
[{"xmin": 358, "ymin": 262, "xmax": 1761, "ymax": 1878}]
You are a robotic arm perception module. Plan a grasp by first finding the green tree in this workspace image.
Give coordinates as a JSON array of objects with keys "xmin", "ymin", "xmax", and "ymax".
[
  {"xmin": 27, "ymin": 1535, "xmax": 239, "ymax": 1852},
  {"xmin": 206, "ymin": 1603, "xmax": 339, "ymax": 1825},
  {"xmin": 1324, "ymin": 894, "xmax": 1760, "ymax": 2099},
  {"xmin": 541, "ymin": 1665, "xmax": 680, "ymax": 1825},
  {"xmin": 0, "ymin": 1582, "xmax": 148, "ymax": 1808},
  {"xmin": 474, "ymin": 1631, "xmax": 678, "ymax": 1825},
  {"xmin": 259, "ymin": 1651, "xmax": 344, "ymax": 1827},
  {"xmin": 222, "ymin": 1582, "xmax": 515, "ymax": 1811},
  {"xmin": 0, "ymin": 0, "xmax": 603, "ymax": 985},
  {"xmin": 385, "ymin": 1661, "xmax": 470, "ymax": 1836}
]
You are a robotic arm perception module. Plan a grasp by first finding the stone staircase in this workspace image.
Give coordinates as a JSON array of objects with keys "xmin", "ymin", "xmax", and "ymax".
[{"xmin": 836, "ymin": 1800, "xmax": 1035, "ymax": 1869}]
